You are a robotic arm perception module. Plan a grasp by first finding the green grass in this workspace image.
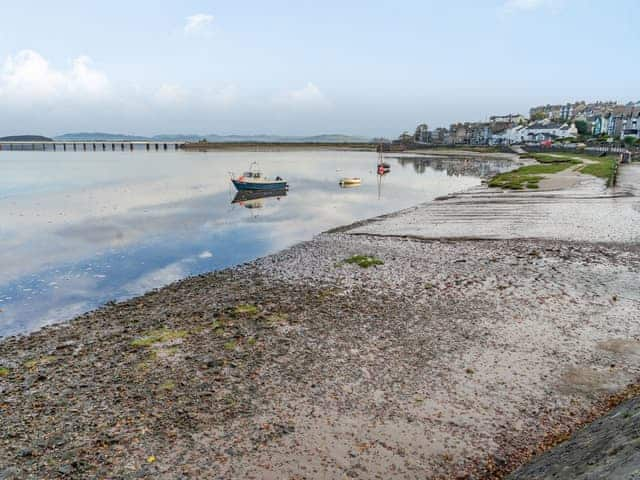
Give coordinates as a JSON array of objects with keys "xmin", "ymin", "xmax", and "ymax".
[
  {"xmin": 489, "ymin": 162, "xmax": 574, "ymax": 190},
  {"xmin": 224, "ymin": 340, "xmax": 237, "ymax": 350},
  {"xmin": 342, "ymin": 255, "xmax": 384, "ymax": 268},
  {"xmin": 159, "ymin": 380, "xmax": 176, "ymax": 391},
  {"xmin": 233, "ymin": 304, "xmax": 259, "ymax": 316},
  {"xmin": 131, "ymin": 328, "xmax": 188, "ymax": 348},
  {"xmin": 529, "ymin": 153, "xmax": 582, "ymax": 164},
  {"xmin": 0, "ymin": 367, "xmax": 9, "ymax": 377},
  {"xmin": 24, "ymin": 356, "xmax": 57, "ymax": 369},
  {"xmin": 532, "ymin": 152, "xmax": 617, "ymax": 186}
]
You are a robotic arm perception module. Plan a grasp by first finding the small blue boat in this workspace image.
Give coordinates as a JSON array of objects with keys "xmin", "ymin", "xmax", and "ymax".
[{"xmin": 231, "ymin": 163, "xmax": 288, "ymax": 191}]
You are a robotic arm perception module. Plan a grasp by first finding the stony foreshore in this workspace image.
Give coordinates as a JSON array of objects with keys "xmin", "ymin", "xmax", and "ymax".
[{"xmin": 2, "ymin": 161, "xmax": 640, "ymax": 479}]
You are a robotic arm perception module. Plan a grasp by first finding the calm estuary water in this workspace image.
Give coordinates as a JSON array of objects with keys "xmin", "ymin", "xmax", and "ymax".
[{"xmin": 0, "ymin": 150, "xmax": 512, "ymax": 337}]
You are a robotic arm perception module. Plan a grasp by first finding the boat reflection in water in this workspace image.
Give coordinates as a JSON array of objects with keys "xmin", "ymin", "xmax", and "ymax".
[
  {"xmin": 339, "ymin": 177, "xmax": 361, "ymax": 188},
  {"xmin": 231, "ymin": 188, "xmax": 288, "ymax": 209}
]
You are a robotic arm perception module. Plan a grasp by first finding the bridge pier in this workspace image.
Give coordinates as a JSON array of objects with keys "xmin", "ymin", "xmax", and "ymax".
[
  {"xmin": 163, "ymin": 143, "xmax": 167, "ymax": 150},
  {"xmin": 130, "ymin": 143, "xmax": 134, "ymax": 151},
  {"xmin": 146, "ymin": 144, "xmax": 150, "ymax": 151}
]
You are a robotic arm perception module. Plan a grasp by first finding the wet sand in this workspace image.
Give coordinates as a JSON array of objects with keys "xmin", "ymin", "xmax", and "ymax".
[{"xmin": 1, "ymin": 162, "xmax": 639, "ymax": 479}]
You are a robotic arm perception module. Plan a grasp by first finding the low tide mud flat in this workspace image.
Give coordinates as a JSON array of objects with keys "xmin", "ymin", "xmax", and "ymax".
[{"xmin": 2, "ymin": 231, "xmax": 640, "ymax": 479}]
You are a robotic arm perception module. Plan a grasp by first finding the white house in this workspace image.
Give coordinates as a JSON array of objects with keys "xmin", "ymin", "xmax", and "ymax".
[
  {"xmin": 523, "ymin": 121, "xmax": 578, "ymax": 143},
  {"xmin": 490, "ymin": 125, "xmax": 527, "ymax": 145},
  {"xmin": 490, "ymin": 122, "xmax": 577, "ymax": 145}
]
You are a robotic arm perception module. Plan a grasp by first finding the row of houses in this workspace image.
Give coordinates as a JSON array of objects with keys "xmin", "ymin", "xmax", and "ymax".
[
  {"xmin": 411, "ymin": 118, "xmax": 578, "ymax": 146},
  {"xmin": 407, "ymin": 100, "xmax": 640, "ymax": 147},
  {"xmin": 529, "ymin": 101, "xmax": 619, "ymax": 122},
  {"xmin": 491, "ymin": 120, "xmax": 578, "ymax": 145},
  {"xmin": 530, "ymin": 100, "xmax": 640, "ymax": 139},
  {"xmin": 591, "ymin": 104, "xmax": 640, "ymax": 139}
]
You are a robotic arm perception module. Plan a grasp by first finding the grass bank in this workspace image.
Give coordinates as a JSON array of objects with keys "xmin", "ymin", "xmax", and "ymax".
[
  {"xmin": 488, "ymin": 161, "xmax": 575, "ymax": 190},
  {"xmin": 491, "ymin": 152, "xmax": 617, "ymax": 190}
]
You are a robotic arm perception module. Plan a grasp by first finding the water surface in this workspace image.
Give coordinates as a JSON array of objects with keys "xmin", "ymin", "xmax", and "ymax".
[{"xmin": 0, "ymin": 150, "xmax": 512, "ymax": 336}]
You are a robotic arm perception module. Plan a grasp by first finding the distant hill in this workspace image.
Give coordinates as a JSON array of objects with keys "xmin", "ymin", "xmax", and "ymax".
[
  {"xmin": 201, "ymin": 134, "xmax": 372, "ymax": 143},
  {"xmin": 55, "ymin": 132, "xmax": 150, "ymax": 141},
  {"xmin": 55, "ymin": 132, "xmax": 373, "ymax": 143},
  {"xmin": 0, "ymin": 135, "xmax": 53, "ymax": 142}
]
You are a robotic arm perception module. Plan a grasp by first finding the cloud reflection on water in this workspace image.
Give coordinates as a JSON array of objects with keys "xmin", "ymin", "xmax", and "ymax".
[{"xmin": 0, "ymin": 150, "xmax": 512, "ymax": 337}]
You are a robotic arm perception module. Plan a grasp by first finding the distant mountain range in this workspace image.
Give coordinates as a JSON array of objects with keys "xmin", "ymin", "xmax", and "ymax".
[{"xmin": 54, "ymin": 132, "xmax": 373, "ymax": 143}]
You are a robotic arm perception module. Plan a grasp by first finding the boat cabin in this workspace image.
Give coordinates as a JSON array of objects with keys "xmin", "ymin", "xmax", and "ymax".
[{"xmin": 242, "ymin": 171, "xmax": 262, "ymax": 179}]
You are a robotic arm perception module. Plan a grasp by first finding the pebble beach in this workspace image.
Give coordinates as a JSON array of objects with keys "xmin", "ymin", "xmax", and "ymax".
[{"xmin": 2, "ymin": 160, "xmax": 640, "ymax": 479}]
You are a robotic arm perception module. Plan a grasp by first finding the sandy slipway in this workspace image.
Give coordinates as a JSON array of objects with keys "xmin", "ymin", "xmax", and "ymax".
[{"xmin": 2, "ymin": 162, "xmax": 640, "ymax": 479}]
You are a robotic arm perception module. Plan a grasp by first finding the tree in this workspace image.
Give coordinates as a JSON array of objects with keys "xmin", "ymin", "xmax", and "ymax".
[
  {"xmin": 623, "ymin": 136, "xmax": 638, "ymax": 147},
  {"xmin": 530, "ymin": 111, "xmax": 546, "ymax": 121},
  {"xmin": 398, "ymin": 131, "xmax": 413, "ymax": 144},
  {"xmin": 574, "ymin": 120, "xmax": 590, "ymax": 136}
]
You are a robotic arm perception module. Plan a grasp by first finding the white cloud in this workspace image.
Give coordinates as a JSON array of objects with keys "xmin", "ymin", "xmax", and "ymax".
[
  {"xmin": 273, "ymin": 82, "xmax": 330, "ymax": 110},
  {"xmin": 502, "ymin": 0, "xmax": 562, "ymax": 13},
  {"xmin": 123, "ymin": 262, "xmax": 187, "ymax": 296},
  {"xmin": 184, "ymin": 13, "xmax": 214, "ymax": 35},
  {"xmin": 155, "ymin": 83, "xmax": 189, "ymax": 106},
  {"xmin": 204, "ymin": 83, "xmax": 239, "ymax": 107},
  {"xmin": 154, "ymin": 82, "xmax": 239, "ymax": 109},
  {"xmin": 0, "ymin": 50, "xmax": 110, "ymax": 105},
  {"xmin": 198, "ymin": 250, "xmax": 213, "ymax": 259}
]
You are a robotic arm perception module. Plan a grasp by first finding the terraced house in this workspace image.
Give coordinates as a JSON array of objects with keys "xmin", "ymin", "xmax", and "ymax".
[{"xmin": 622, "ymin": 105, "xmax": 640, "ymax": 139}]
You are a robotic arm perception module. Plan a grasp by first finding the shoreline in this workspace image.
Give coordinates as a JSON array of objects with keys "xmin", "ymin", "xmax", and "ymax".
[{"xmin": 1, "ymin": 159, "xmax": 640, "ymax": 479}]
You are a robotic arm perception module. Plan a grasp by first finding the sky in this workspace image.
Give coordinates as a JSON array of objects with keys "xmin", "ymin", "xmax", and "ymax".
[{"xmin": 0, "ymin": 0, "xmax": 638, "ymax": 138}]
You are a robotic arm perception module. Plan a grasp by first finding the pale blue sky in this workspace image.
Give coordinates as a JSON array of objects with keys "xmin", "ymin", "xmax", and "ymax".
[{"xmin": 0, "ymin": 0, "xmax": 637, "ymax": 137}]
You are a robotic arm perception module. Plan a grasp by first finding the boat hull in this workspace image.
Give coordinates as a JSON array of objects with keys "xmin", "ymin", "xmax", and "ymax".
[{"xmin": 232, "ymin": 179, "xmax": 288, "ymax": 191}]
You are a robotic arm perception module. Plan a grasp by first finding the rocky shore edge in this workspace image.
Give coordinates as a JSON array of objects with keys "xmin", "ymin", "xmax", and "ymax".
[{"xmin": 1, "ymin": 229, "xmax": 640, "ymax": 478}]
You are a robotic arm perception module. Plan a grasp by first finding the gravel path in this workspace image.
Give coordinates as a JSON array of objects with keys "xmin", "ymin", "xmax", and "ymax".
[{"xmin": 2, "ymin": 233, "xmax": 640, "ymax": 479}]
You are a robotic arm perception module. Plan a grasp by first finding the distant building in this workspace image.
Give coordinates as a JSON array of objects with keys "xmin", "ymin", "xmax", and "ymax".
[
  {"xmin": 449, "ymin": 123, "xmax": 471, "ymax": 144},
  {"xmin": 524, "ymin": 121, "xmax": 578, "ymax": 142},
  {"xmin": 490, "ymin": 125, "xmax": 527, "ymax": 145},
  {"xmin": 489, "ymin": 114, "xmax": 526, "ymax": 125},
  {"xmin": 414, "ymin": 124, "xmax": 430, "ymax": 143},
  {"xmin": 468, "ymin": 123, "xmax": 491, "ymax": 145},
  {"xmin": 432, "ymin": 127, "xmax": 450, "ymax": 144},
  {"xmin": 622, "ymin": 107, "xmax": 640, "ymax": 139},
  {"xmin": 591, "ymin": 114, "xmax": 610, "ymax": 136}
]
